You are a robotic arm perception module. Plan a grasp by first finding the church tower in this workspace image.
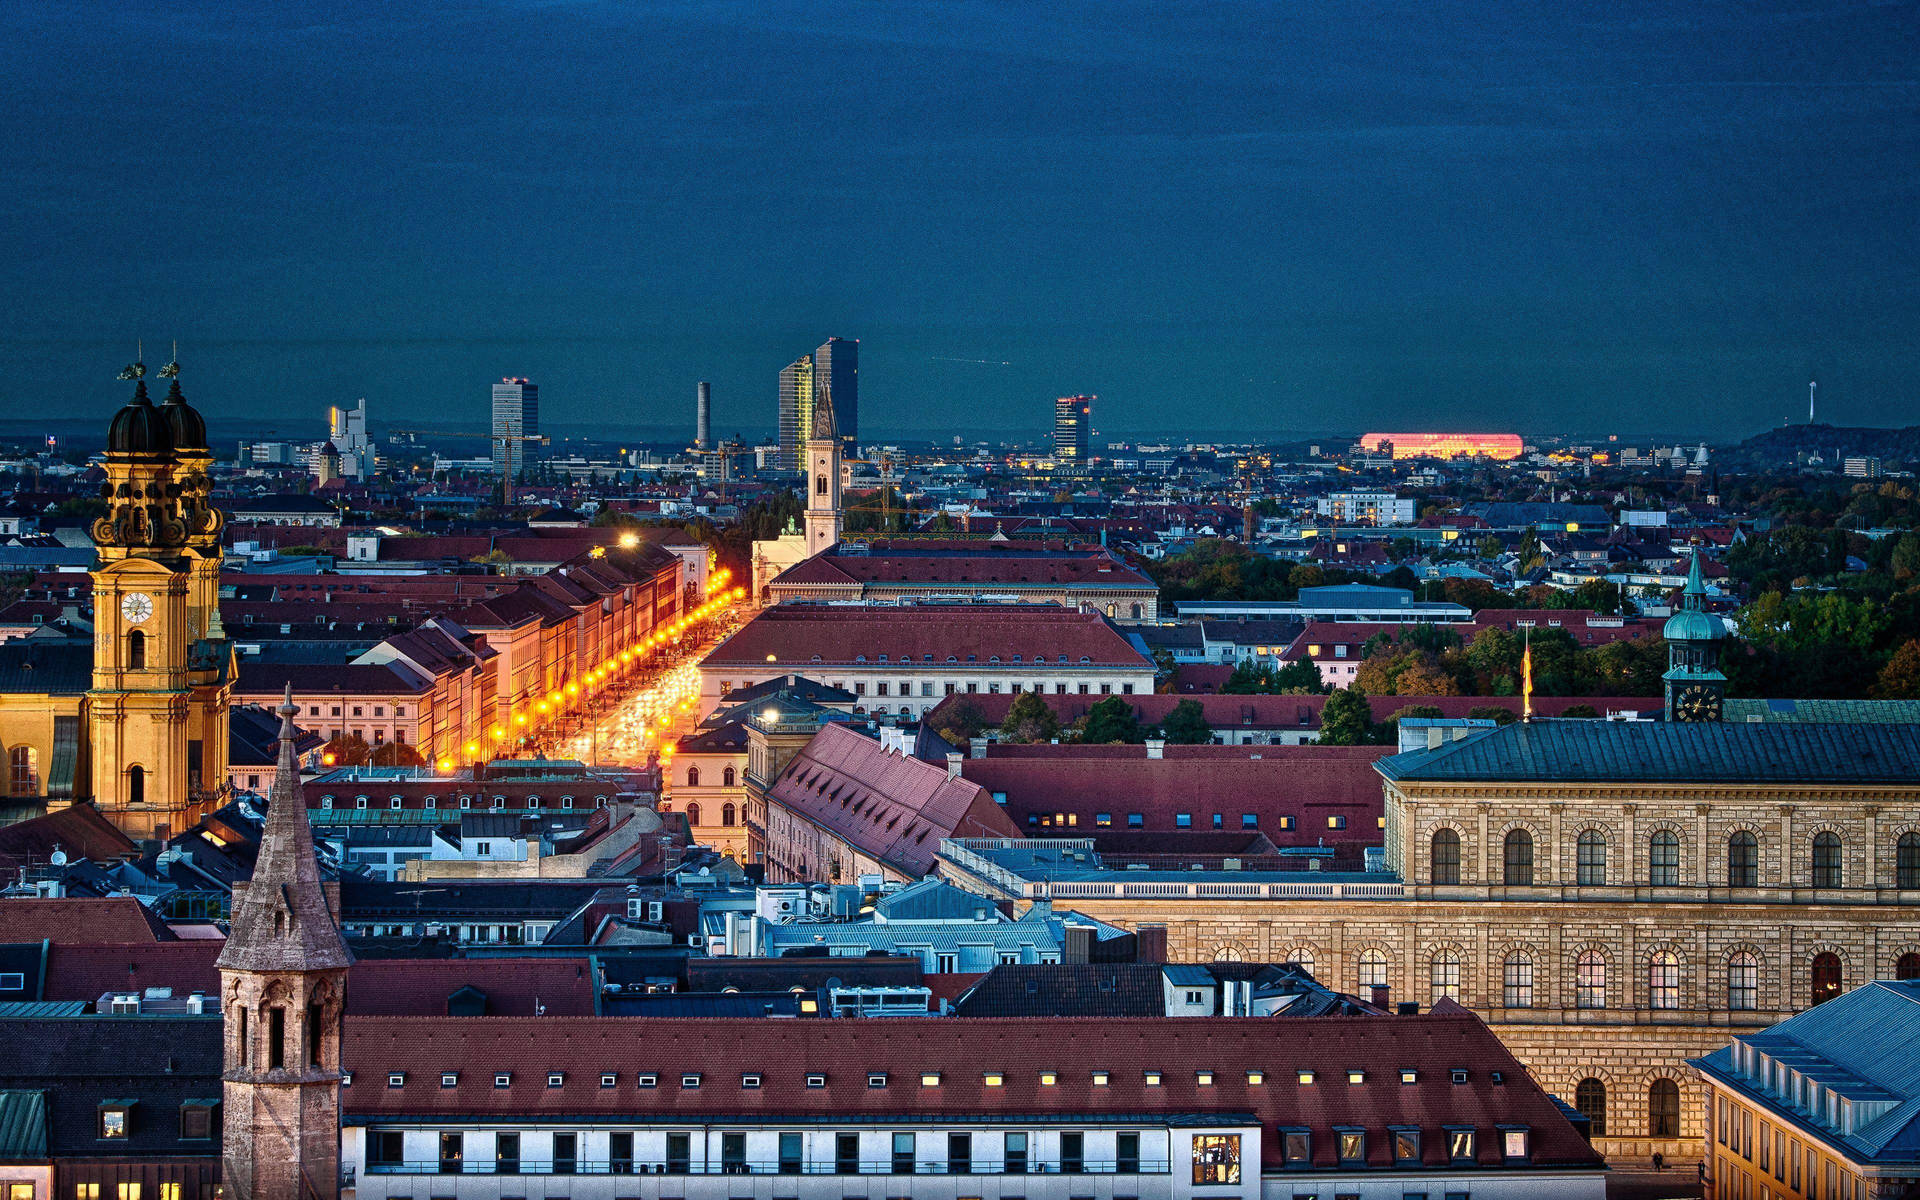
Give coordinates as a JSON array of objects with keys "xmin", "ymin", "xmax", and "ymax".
[
  {"xmin": 217, "ymin": 688, "xmax": 351, "ymax": 1200},
  {"xmin": 1663, "ymin": 548, "xmax": 1728, "ymax": 722},
  {"xmin": 160, "ymin": 370, "xmax": 236, "ymax": 804},
  {"xmin": 88, "ymin": 365, "xmax": 200, "ymax": 840},
  {"xmin": 803, "ymin": 392, "xmax": 843, "ymax": 556}
]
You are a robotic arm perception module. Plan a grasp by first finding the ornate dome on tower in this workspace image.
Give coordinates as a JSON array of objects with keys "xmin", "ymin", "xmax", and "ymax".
[{"xmin": 106, "ymin": 381, "xmax": 176, "ymax": 455}]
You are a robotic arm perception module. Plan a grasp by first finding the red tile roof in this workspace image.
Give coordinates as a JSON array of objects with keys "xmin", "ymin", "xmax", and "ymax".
[
  {"xmin": 767, "ymin": 724, "xmax": 1019, "ymax": 876},
  {"xmin": 703, "ymin": 605, "xmax": 1152, "ymax": 671},
  {"xmin": 960, "ymin": 744, "xmax": 1387, "ymax": 859},
  {"xmin": 771, "ymin": 549, "xmax": 1154, "ymax": 590},
  {"xmin": 340, "ymin": 1008, "xmax": 1603, "ymax": 1170},
  {"xmin": 927, "ymin": 691, "xmax": 1654, "ymax": 735},
  {"xmin": 0, "ymin": 897, "xmax": 174, "ymax": 945}
]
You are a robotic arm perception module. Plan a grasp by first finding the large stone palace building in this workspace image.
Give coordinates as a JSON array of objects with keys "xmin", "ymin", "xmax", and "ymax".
[{"xmin": 938, "ymin": 561, "xmax": 1920, "ymax": 1167}]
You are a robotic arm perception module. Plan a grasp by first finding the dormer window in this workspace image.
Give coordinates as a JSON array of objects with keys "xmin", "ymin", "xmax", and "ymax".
[
  {"xmin": 547, "ymin": 1072, "xmax": 564, "ymax": 1087},
  {"xmin": 921, "ymin": 1072, "xmax": 942, "ymax": 1086},
  {"xmin": 741, "ymin": 1073, "xmax": 763, "ymax": 1089},
  {"xmin": 494, "ymin": 1073, "xmax": 511, "ymax": 1088},
  {"xmin": 387, "ymin": 1073, "xmax": 405, "ymax": 1088},
  {"xmin": 868, "ymin": 1072, "xmax": 888, "ymax": 1088},
  {"xmin": 440, "ymin": 1073, "xmax": 458, "ymax": 1088},
  {"xmin": 600, "ymin": 1073, "xmax": 617, "ymax": 1088},
  {"xmin": 637, "ymin": 1073, "xmax": 657, "ymax": 1089},
  {"xmin": 806, "ymin": 1073, "xmax": 827, "ymax": 1088},
  {"xmin": 681, "ymin": 1073, "xmax": 701, "ymax": 1088},
  {"xmin": 1143, "ymin": 1070, "xmax": 1162, "ymax": 1086},
  {"xmin": 97, "ymin": 1103, "xmax": 130, "ymax": 1139}
]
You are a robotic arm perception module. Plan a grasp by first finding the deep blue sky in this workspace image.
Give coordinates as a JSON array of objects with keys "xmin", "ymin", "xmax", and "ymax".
[{"xmin": 3, "ymin": 1, "xmax": 1917, "ymax": 442}]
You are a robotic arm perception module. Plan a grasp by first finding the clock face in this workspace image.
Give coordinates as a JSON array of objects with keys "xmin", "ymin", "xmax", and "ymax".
[
  {"xmin": 120, "ymin": 592, "xmax": 154, "ymax": 625},
  {"xmin": 1676, "ymin": 684, "xmax": 1721, "ymax": 723}
]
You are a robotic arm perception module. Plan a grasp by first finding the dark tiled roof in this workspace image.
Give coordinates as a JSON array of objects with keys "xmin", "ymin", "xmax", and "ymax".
[
  {"xmin": 42, "ymin": 942, "xmax": 222, "ymax": 1001},
  {"xmin": 340, "ymin": 1008, "xmax": 1604, "ymax": 1171},
  {"xmin": 953, "ymin": 964, "xmax": 1168, "ymax": 1018},
  {"xmin": 0, "ymin": 805, "xmax": 136, "ymax": 877},
  {"xmin": 711, "ymin": 675, "xmax": 857, "ymax": 708},
  {"xmin": 345, "ymin": 957, "xmax": 596, "ymax": 1016},
  {"xmin": 684, "ymin": 956, "xmax": 924, "ymax": 993},
  {"xmin": 1380, "ymin": 720, "xmax": 1920, "ymax": 784},
  {"xmin": 0, "ymin": 641, "xmax": 91, "ymax": 693},
  {"xmin": 0, "ymin": 1015, "xmax": 222, "ymax": 1157}
]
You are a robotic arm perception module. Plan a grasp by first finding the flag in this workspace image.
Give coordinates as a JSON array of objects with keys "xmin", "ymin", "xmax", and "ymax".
[{"xmin": 1522, "ymin": 629, "xmax": 1533, "ymax": 722}]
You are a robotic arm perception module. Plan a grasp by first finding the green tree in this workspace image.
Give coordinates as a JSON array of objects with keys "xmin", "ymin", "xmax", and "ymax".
[
  {"xmin": 1317, "ymin": 688, "xmax": 1372, "ymax": 745},
  {"xmin": 1568, "ymin": 577, "xmax": 1624, "ymax": 615},
  {"xmin": 1559, "ymin": 704, "xmax": 1601, "ymax": 718},
  {"xmin": 1872, "ymin": 640, "xmax": 1920, "ymax": 699},
  {"xmin": 1000, "ymin": 691, "xmax": 1061, "ymax": 744},
  {"xmin": 1467, "ymin": 705, "xmax": 1520, "ymax": 726},
  {"xmin": 1080, "ymin": 696, "xmax": 1144, "ymax": 744},
  {"xmin": 1271, "ymin": 658, "xmax": 1327, "ymax": 694},
  {"xmin": 934, "ymin": 700, "xmax": 989, "ymax": 745},
  {"xmin": 1158, "ymin": 699, "xmax": 1213, "ymax": 744}
]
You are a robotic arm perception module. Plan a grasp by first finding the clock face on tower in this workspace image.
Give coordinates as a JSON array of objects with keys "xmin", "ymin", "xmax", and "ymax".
[
  {"xmin": 1675, "ymin": 684, "xmax": 1722, "ymax": 723},
  {"xmin": 120, "ymin": 592, "xmax": 154, "ymax": 625}
]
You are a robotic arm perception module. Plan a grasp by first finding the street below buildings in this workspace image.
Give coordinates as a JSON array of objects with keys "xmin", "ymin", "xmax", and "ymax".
[{"xmin": 540, "ymin": 588, "xmax": 754, "ymax": 769}]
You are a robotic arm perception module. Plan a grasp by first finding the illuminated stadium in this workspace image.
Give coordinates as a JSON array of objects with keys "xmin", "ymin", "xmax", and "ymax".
[{"xmin": 1359, "ymin": 432, "xmax": 1525, "ymax": 461}]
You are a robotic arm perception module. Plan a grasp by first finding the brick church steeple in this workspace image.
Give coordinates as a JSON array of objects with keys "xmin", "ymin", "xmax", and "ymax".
[{"xmin": 216, "ymin": 687, "xmax": 350, "ymax": 1199}]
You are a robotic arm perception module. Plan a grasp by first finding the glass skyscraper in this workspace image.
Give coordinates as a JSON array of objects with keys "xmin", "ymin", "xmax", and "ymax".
[{"xmin": 1054, "ymin": 393, "xmax": 1093, "ymax": 467}]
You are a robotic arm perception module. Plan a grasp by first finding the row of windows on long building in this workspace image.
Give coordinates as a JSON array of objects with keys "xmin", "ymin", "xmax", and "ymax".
[
  {"xmin": 1291, "ymin": 945, "xmax": 1891, "ymax": 1011},
  {"xmin": 1429, "ymin": 827, "xmax": 1920, "ymax": 888}
]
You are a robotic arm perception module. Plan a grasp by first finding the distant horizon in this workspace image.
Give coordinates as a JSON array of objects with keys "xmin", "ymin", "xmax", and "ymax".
[{"xmin": 5, "ymin": 3, "xmax": 1916, "ymax": 440}]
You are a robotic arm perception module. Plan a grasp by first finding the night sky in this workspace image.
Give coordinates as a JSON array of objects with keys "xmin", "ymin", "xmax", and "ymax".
[{"xmin": 3, "ymin": 1, "xmax": 1917, "ymax": 442}]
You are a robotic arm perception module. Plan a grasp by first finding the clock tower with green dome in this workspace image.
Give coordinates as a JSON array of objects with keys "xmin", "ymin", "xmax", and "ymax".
[{"xmin": 1663, "ymin": 549, "xmax": 1727, "ymax": 722}]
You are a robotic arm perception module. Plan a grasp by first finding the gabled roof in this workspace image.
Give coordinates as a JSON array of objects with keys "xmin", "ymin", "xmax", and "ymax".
[
  {"xmin": 953, "ymin": 963, "xmax": 1168, "ymax": 1018},
  {"xmin": 1379, "ymin": 720, "xmax": 1920, "ymax": 785},
  {"xmin": 767, "ymin": 724, "xmax": 1018, "ymax": 877},
  {"xmin": 0, "ymin": 898, "xmax": 174, "ymax": 945},
  {"xmin": 704, "ymin": 605, "xmax": 1151, "ymax": 670}
]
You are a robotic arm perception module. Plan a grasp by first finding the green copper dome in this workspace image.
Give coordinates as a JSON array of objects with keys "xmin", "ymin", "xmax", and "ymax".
[{"xmin": 1664, "ymin": 607, "xmax": 1725, "ymax": 643}]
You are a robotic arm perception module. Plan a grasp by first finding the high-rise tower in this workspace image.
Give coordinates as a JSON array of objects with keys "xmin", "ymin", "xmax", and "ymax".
[
  {"xmin": 86, "ymin": 358, "xmax": 232, "ymax": 840},
  {"xmin": 490, "ymin": 377, "xmax": 538, "ymax": 476},
  {"xmin": 1054, "ymin": 394, "xmax": 1093, "ymax": 467},
  {"xmin": 695, "ymin": 381, "xmax": 712, "ymax": 450},
  {"xmin": 804, "ymin": 393, "xmax": 844, "ymax": 557},
  {"xmin": 813, "ymin": 336, "xmax": 858, "ymax": 453},
  {"xmin": 217, "ymin": 687, "xmax": 351, "ymax": 1200},
  {"xmin": 777, "ymin": 354, "xmax": 814, "ymax": 472}
]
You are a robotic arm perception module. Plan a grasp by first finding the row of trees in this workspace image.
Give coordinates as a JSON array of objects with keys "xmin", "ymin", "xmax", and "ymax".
[{"xmin": 937, "ymin": 693, "xmax": 1216, "ymax": 747}]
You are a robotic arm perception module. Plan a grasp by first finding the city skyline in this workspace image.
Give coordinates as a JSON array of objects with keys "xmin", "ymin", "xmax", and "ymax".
[{"xmin": 4, "ymin": 2, "xmax": 1918, "ymax": 437}]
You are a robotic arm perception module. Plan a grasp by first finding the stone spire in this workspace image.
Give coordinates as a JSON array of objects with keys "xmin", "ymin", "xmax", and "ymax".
[
  {"xmin": 810, "ymin": 386, "xmax": 838, "ymax": 443},
  {"xmin": 216, "ymin": 686, "xmax": 350, "ymax": 972}
]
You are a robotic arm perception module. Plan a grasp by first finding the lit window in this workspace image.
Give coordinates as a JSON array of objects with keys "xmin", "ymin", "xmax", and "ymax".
[
  {"xmin": 1039, "ymin": 1071, "xmax": 1057, "ymax": 1086},
  {"xmin": 1298, "ymin": 1069, "xmax": 1316, "ymax": 1084},
  {"xmin": 983, "ymin": 1072, "xmax": 1004, "ymax": 1087},
  {"xmin": 921, "ymin": 1072, "xmax": 942, "ymax": 1086},
  {"xmin": 1144, "ymin": 1070, "xmax": 1162, "ymax": 1086},
  {"xmin": 1246, "ymin": 1069, "xmax": 1265, "ymax": 1085},
  {"xmin": 1091, "ymin": 1070, "xmax": 1110, "ymax": 1086},
  {"xmin": 1348, "ymin": 1069, "xmax": 1366, "ymax": 1084},
  {"xmin": 98, "ymin": 1105, "xmax": 129, "ymax": 1139},
  {"xmin": 1401, "ymin": 1068, "xmax": 1418, "ymax": 1084},
  {"xmin": 1193, "ymin": 1133, "xmax": 1241, "ymax": 1185},
  {"xmin": 1502, "ymin": 1129, "xmax": 1529, "ymax": 1159},
  {"xmin": 1196, "ymin": 1070, "xmax": 1214, "ymax": 1086}
]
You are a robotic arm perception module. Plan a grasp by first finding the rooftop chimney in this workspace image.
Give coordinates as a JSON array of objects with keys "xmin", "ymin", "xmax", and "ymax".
[
  {"xmin": 945, "ymin": 752, "xmax": 963, "ymax": 780},
  {"xmin": 969, "ymin": 737, "xmax": 989, "ymax": 760},
  {"xmin": 1145, "ymin": 738, "xmax": 1165, "ymax": 759}
]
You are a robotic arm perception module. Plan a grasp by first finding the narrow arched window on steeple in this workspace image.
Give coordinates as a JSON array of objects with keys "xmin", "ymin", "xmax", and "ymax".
[
  {"xmin": 127, "ymin": 628, "xmax": 146, "ymax": 670},
  {"xmin": 127, "ymin": 765, "xmax": 145, "ymax": 806}
]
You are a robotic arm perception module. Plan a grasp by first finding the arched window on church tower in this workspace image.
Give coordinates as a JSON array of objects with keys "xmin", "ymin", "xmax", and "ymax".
[
  {"xmin": 127, "ymin": 765, "xmax": 145, "ymax": 807},
  {"xmin": 127, "ymin": 628, "xmax": 146, "ymax": 670}
]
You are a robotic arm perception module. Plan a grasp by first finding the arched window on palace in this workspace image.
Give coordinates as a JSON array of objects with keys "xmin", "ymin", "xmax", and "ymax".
[
  {"xmin": 1728, "ymin": 952, "xmax": 1759, "ymax": 1011},
  {"xmin": 1897, "ymin": 953, "xmax": 1920, "ymax": 981},
  {"xmin": 1649, "ymin": 830, "xmax": 1680, "ymax": 886},
  {"xmin": 1811, "ymin": 952, "xmax": 1843, "ymax": 1006},
  {"xmin": 1727, "ymin": 831, "xmax": 1759, "ymax": 888},
  {"xmin": 723, "ymin": 766, "xmax": 736, "ymax": 787},
  {"xmin": 1429, "ymin": 951, "xmax": 1461, "ymax": 1003},
  {"xmin": 1898, "ymin": 832, "xmax": 1920, "ymax": 889},
  {"xmin": 1356, "ymin": 949, "xmax": 1387, "ymax": 991},
  {"xmin": 1574, "ymin": 1079, "xmax": 1607, "ymax": 1137},
  {"xmin": 1503, "ymin": 952, "xmax": 1533, "ymax": 1008},
  {"xmin": 1648, "ymin": 952, "xmax": 1682, "ymax": 1010},
  {"xmin": 721, "ymin": 802, "xmax": 735, "ymax": 827},
  {"xmin": 1430, "ymin": 828, "xmax": 1461, "ymax": 885},
  {"xmin": 1576, "ymin": 829, "xmax": 1606, "ymax": 886},
  {"xmin": 1503, "ymin": 829, "xmax": 1534, "ymax": 886},
  {"xmin": 1813, "ymin": 831, "xmax": 1844, "ymax": 888},
  {"xmin": 686, "ymin": 766, "xmax": 699, "ymax": 787},
  {"xmin": 1576, "ymin": 950, "xmax": 1606, "ymax": 1009},
  {"xmin": 1648, "ymin": 1079, "xmax": 1681, "ymax": 1138},
  {"xmin": 686, "ymin": 802, "xmax": 702, "ymax": 827}
]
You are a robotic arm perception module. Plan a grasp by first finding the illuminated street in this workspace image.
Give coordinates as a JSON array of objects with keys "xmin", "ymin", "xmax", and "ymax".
[{"xmin": 547, "ymin": 577, "xmax": 753, "ymax": 769}]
